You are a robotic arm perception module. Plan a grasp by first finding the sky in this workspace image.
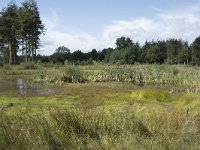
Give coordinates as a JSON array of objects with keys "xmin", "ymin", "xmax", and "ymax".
[{"xmin": 1, "ymin": 0, "xmax": 200, "ymax": 55}]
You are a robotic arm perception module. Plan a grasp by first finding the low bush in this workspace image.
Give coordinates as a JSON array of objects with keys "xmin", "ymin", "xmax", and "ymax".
[
  {"xmin": 63, "ymin": 65, "xmax": 86, "ymax": 83},
  {"xmin": 20, "ymin": 62, "xmax": 37, "ymax": 70},
  {"xmin": 0, "ymin": 61, "xmax": 3, "ymax": 67}
]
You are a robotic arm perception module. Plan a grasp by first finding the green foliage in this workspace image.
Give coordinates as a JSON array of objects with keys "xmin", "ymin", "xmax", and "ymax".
[
  {"xmin": 0, "ymin": 104, "xmax": 200, "ymax": 149},
  {"xmin": 191, "ymin": 36, "xmax": 200, "ymax": 65},
  {"xmin": 71, "ymin": 50, "xmax": 85, "ymax": 62},
  {"xmin": 63, "ymin": 65, "xmax": 86, "ymax": 83},
  {"xmin": 0, "ymin": 0, "xmax": 44, "ymax": 64},
  {"xmin": 1, "ymin": 73, "xmax": 200, "ymax": 149},
  {"xmin": 132, "ymin": 90, "xmax": 171, "ymax": 102},
  {"xmin": 50, "ymin": 46, "xmax": 71, "ymax": 64},
  {"xmin": 20, "ymin": 62, "xmax": 36, "ymax": 69},
  {"xmin": 0, "ymin": 0, "xmax": 199, "ymax": 67},
  {"xmin": 145, "ymin": 45, "xmax": 160, "ymax": 64},
  {"xmin": 37, "ymin": 65, "xmax": 47, "ymax": 80},
  {"xmin": 172, "ymin": 67, "xmax": 179, "ymax": 76},
  {"xmin": 109, "ymin": 45, "xmax": 139, "ymax": 64},
  {"xmin": 0, "ymin": 2, "xmax": 20, "ymax": 65},
  {"xmin": 2, "ymin": 64, "xmax": 200, "ymax": 93},
  {"xmin": 33, "ymin": 63, "xmax": 55, "ymax": 83},
  {"xmin": 115, "ymin": 36, "xmax": 133, "ymax": 49},
  {"xmin": 90, "ymin": 49, "xmax": 98, "ymax": 61},
  {"xmin": 109, "ymin": 49, "xmax": 124, "ymax": 64},
  {"xmin": 106, "ymin": 38, "xmax": 191, "ymax": 65},
  {"xmin": 0, "ymin": 61, "xmax": 3, "ymax": 67},
  {"xmin": 19, "ymin": 0, "xmax": 44, "ymax": 62}
]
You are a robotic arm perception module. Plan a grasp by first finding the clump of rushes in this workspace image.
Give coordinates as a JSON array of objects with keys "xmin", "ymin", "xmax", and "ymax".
[
  {"xmin": 35, "ymin": 65, "xmax": 47, "ymax": 80},
  {"xmin": 62, "ymin": 65, "xmax": 86, "ymax": 83}
]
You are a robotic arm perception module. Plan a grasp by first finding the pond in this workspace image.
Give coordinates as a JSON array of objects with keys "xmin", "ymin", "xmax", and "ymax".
[
  {"xmin": 0, "ymin": 76, "xmax": 56, "ymax": 95},
  {"xmin": 0, "ymin": 75, "xmax": 195, "ymax": 96}
]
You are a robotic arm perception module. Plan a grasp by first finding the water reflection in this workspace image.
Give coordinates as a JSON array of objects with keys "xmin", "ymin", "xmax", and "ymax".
[
  {"xmin": 16, "ymin": 78, "xmax": 55, "ymax": 95},
  {"xmin": 17, "ymin": 79, "xmax": 28, "ymax": 94}
]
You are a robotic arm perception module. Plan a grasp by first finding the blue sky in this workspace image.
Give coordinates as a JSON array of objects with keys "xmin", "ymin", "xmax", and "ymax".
[{"xmin": 1, "ymin": 0, "xmax": 200, "ymax": 54}]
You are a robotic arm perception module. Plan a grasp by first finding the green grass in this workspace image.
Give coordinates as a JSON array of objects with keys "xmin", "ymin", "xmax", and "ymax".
[
  {"xmin": 1, "ymin": 64, "xmax": 200, "ymax": 149},
  {"xmin": 0, "ymin": 82, "xmax": 200, "ymax": 149},
  {"xmin": 131, "ymin": 89, "xmax": 176, "ymax": 103}
]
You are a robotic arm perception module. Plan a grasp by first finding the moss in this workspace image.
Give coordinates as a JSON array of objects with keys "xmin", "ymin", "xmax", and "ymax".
[{"xmin": 131, "ymin": 89, "xmax": 172, "ymax": 102}]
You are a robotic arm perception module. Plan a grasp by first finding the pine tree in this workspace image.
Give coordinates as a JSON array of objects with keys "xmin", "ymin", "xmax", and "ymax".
[
  {"xmin": 0, "ymin": 2, "xmax": 20, "ymax": 65},
  {"xmin": 20, "ymin": 0, "xmax": 44, "ymax": 62}
]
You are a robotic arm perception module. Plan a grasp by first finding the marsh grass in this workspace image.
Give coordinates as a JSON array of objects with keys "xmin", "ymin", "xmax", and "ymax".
[
  {"xmin": 1, "ymin": 64, "xmax": 200, "ymax": 149},
  {"xmin": 0, "ymin": 82, "xmax": 200, "ymax": 149},
  {"xmin": 131, "ymin": 89, "xmax": 172, "ymax": 102},
  {"xmin": 0, "ymin": 106, "xmax": 200, "ymax": 150},
  {"xmin": 2, "ymin": 64, "xmax": 200, "ymax": 93}
]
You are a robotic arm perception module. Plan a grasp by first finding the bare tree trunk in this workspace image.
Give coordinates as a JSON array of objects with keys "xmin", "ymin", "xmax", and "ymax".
[
  {"xmin": 25, "ymin": 40, "xmax": 28, "ymax": 63},
  {"xmin": 13, "ymin": 52, "xmax": 16, "ymax": 65},
  {"xmin": 34, "ymin": 48, "xmax": 37, "ymax": 62},
  {"xmin": 13, "ymin": 40, "xmax": 16, "ymax": 65},
  {"xmin": 9, "ymin": 42, "xmax": 12, "ymax": 65},
  {"xmin": 22, "ymin": 40, "xmax": 25, "ymax": 57},
  {"xmin": 31, "ymin": 47, "xmax": 34, "ymax": 62},
  {"xmin": 187, "ymin": 47, "xmax": 189, "ymax": 65}
]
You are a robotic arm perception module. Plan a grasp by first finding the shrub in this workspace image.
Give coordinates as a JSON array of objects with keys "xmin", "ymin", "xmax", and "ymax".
[
  {"xmin": 63, "ymin": 65, "xmax": 86, "ymax": 83},
  {"xmin": 0, "ymin": 61, "xmax": 3, "ymax": 67},
  {"xmin": 21, "ymin": 62, "xmax": 37, "ymax": 70}
]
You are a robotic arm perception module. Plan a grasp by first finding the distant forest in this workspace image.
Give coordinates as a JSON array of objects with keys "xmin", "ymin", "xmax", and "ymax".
[{"xmin": 1, "ymin": 0, "xmax": 200, "ymax": 66}]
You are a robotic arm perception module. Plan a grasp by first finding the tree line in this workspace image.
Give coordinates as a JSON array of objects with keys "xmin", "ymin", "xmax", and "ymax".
[
  {"xmin": 1, "ymin": 1, "xmax": 200, "ymax": 66},
  {"xmin": 0, "ymin": 0, "xmax": 44, "ymax": 65},
  {"xmin": 36, "ymin": 36, "xmax": 200, "ymax": 66}
]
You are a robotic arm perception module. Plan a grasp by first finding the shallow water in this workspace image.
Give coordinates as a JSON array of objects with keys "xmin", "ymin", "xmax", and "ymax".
[
  {"xmin": 0, "ymin": 76, "xmax": 196, "ymax": 96},
  {"xmin": 0, "ymin": 76, "xmax": 55, "ymax": 95}
]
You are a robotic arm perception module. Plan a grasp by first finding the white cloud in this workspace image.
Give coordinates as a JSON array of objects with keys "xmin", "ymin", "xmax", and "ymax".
[
  {"xmin": 39, "ymin": 3, "xmax": 200, "ymax": 55},
  {"xmin": 157, "ymin": 5, "xmax": 200, "ymax": 42},
  {"xmin": 41, "ymin": 29, "xmax": 100, "ymax": 55},
  {"xmin": 40, "ymin": 10, "xmax": 101, "ymax": 55},
  {"xmin": 102, "ymin": 3, "xmax": 200, "ymax": 46},
  {"xmin": 102, "ymin": 18, "xmax": 158, "ymax": 47}
]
